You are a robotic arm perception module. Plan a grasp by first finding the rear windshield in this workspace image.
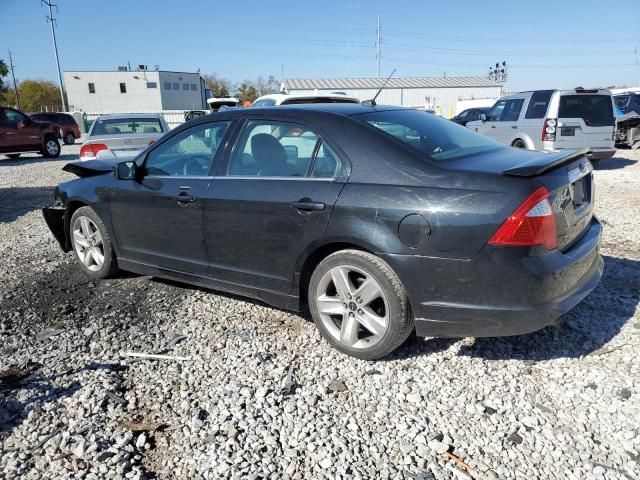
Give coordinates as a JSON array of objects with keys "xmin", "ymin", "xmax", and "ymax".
[
  {"xmin": 355, "ymin": 109, "xmax": 502, "ymax": 163},
  {"xmin": 91, "ymin": 118, "xmax": 164, "ymax": 136},
  {"xmin": 558, "ymin": 95, "xmax": 614, "ymax": 126}
]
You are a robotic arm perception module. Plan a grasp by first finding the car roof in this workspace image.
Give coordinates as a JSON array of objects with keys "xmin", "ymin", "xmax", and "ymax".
[
  {"xmin": 236, "ymin": 103, "xmax": 404, "ymax": 116},
  {"xmin": 95, "ymin": 113, "xmax": 165, "ymax": 120},
  {"xmin": 254, "ymin": 92, "xmax": 360, "ymax": 104}
]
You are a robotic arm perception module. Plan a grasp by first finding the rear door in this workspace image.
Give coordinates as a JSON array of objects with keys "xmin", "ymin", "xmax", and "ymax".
[
  {"xmin": 202, "ymin": 119, "xmax": 347, "ymax": 293},
  {"xmin": 495, "ymin": 97, "xmax": 525, "ymax": 144},
  {"xmin": 554, "ymin": 93, "xmax": 615, "ymax": 150}
]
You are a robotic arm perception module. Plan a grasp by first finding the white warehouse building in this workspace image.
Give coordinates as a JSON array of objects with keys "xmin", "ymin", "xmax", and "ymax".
[
  {"xmin": 64, "ymin": 69, "xmax": 209, "ymax": 113},
  {"xmin": 281, "ymin": 76, "xmax": 503, "ymax": 117}
]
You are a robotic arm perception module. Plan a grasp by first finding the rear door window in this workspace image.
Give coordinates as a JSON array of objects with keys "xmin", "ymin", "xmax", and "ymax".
[
  {"xmin": 558, "ymin": 95, "xmax": 614, "ymax": 126},
  {"xmin": 501, "ymin": 99, "xmax": 524, "ymax": 121},
  {"xmin": 525, "ymin": 90, "xmax": 554, "ymax": 119}
]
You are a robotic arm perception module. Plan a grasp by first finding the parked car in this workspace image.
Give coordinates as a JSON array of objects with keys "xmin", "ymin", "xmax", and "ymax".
[
  {"xmin": 613, "ymin": 91, "xmax": 640, "ymax": 116},
  {"xmin": 0, "ymin": 106, "xmax": 62, "ymax": 159},
  {"xmin": 43, "ymin": 104, "xmax": 602, "ymax": 359},
  {"xmin": 451, "ymin": 107, "xmax": 490, "ymax": 126},
  {"xmin": 79, "ymin": 114, "xmax": 170, "ymax": 161},
  {"xmin": 251, "ymin": 92, "xmax": 360, "ymax": 107},
  {"xmin": 30, "ymin": 112, "xmax": 81, "ymax": 145},
  {"xmin": 466, "ymin": 88, "xmax": 616, "ymax": 160}
]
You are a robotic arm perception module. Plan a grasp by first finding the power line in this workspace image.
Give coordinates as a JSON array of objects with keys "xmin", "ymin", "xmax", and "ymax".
[
  {"xmin": 42, "ymin": 0, "xmax": 67, "ymax": 112},
  {"xmin": 7, "ymin": 50, "xmax": 20, "ymax": 110}
]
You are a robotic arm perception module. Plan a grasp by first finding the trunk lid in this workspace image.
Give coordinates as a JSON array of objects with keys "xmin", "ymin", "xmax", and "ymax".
[{"xmin": 89, "ymin": 133, "xmax": 160, "ymax": 158}]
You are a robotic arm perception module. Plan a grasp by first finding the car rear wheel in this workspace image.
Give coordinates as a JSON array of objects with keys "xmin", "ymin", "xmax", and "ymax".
[
  {"xmin": 309, "ymin": 250, "xmax": 413, "ymax": 360},
  {"xmin": 512, "ymin": 139, "xmax": 527, "ymax": 149},
  {"xmin": 63, "ymin": 132, "xmax": 75, "ymax": 145},
  {"xmin": 42, "ymin": 137, "xmax": 61, "ymax": 158},
  {"xmin": 70, "ymin": 206, "xmax": 119, "ymax": 279}
]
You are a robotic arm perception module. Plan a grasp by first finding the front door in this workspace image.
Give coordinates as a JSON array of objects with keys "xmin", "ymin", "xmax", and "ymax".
[
  {"xmin": 202, "ymin": 119, "xmax": 346, "ymax": 293},
  {"xmin": 3, "ymin": 108, "xmax": 39, "ymax": 150},
  {"xmin": 109, "ymin": 120, "xmax": 232, "ymax": 275}
]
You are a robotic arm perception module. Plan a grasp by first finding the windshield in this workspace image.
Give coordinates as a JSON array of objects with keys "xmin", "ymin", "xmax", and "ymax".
[
  {"xmin": 355, "ymin": 109, "xmax": 502, "ymax": 162},
  {"xmin": 91, "ymin": 118, "xmax": 164, "ymax": 136},
  {"xmin": 558, "ymin": 95, "xmax": 614, "ymax": 126}
]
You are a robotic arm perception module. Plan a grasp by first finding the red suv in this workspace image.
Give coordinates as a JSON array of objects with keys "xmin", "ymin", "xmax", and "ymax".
[
  {"xmin": 0, "ymin": 107, "xmax": 62, "ymax": 159},
  {"xmin": 30, "ymin": 112, "xmax": 81, "ymax": 145}
]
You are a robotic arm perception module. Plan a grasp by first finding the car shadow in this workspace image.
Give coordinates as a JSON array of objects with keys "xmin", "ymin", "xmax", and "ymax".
[
  {"xmin": 0, "ymin": 153, "xmax": 78, "ymax": 167},
  {"xmin": 0, "ymin": 187, "xmax": 56, "ymax": 223},
  {"xmin": 593, "ymin": 155, "xmax": 637, "ymax": 170}
]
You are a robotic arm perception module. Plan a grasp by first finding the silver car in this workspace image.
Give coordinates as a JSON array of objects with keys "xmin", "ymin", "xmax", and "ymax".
[{"xmin": 79, "ymin": 113, "xmax": 170, "ymax": 161}]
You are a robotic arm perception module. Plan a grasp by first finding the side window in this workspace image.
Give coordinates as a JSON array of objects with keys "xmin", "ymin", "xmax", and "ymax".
[
  {"xmin": 5, "ymin": 109, "xmax": 27, "ymax": 125},
  {"xmin": 501, "ymin": 99, "xmax": 524, "ymax": 122},
  {"xmin": 311, "ymin": 141, "xmax": 341, "ymax": 178},
  {"xmin": 486, "ymin": 100, "xmax": 506, "ymax": 121},
  {"xmin": 228, "ymin": 121, "xmax": 321, "ymax": 177},
  {"xmin": 457, "ymin": 110, "xmax": 468, "ymax": 119},
  {"xmin": 525, "ymin": 90, "xmax": 554, "ymax": 119},
  {"xmin": 144, "ymin": 121, "xmax": 230, "ymax": 177}
]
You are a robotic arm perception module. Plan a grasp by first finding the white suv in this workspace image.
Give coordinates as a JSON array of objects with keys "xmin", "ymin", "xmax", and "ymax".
[
  {"xmin": 466, "ymin": 88, "xmax": 616, "ymax": 159},
  {"xmin": 251, "ymin": 92, "xmax": 360, "ymax": 107}
]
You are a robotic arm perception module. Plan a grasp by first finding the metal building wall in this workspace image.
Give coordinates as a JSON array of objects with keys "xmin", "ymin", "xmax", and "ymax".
[{"xmin": 288, "ymin": 86, "xmax": 503, "ymax": 117}]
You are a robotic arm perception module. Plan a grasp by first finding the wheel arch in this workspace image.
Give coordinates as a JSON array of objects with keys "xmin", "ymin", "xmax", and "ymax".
[
  {"xmin": 511, "ymin": 134, "xmax": 535, "ymax": 150},
  {"xmin": 296, "ymin": 240, "xmax": 375, "ymax": 306}
]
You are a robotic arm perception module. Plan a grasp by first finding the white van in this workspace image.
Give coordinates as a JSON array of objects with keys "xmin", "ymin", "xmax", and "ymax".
[{"xmin": 466, "ymin": 88, "xmax": 616, "ymax": 159}]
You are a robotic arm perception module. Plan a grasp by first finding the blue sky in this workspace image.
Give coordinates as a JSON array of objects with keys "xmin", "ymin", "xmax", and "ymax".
[{"xmin": 1, "ymin": 0, "xmax": 639, "ymax": 92}]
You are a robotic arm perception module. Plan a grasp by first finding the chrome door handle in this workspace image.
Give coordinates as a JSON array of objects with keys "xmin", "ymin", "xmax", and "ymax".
[
  {"xmin": 175, "ymin": 193, "xmax": 197, "ymax": 204},
  {"xmin": 290, "ymin": 200, "xmax": 326, "ymax": 212}
]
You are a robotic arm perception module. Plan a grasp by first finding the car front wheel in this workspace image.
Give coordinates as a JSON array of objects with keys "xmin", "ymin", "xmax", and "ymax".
[
  {"xmin": 309, "ymin": 249, "xmax": 413, "ymax": 360},
  {"xmin": 42, "ymin": 137, "xmax": 61, "ymax": 158},
  {"xmin": 70, "ymin": 206, "xmax": 119, "ymax": 279}
]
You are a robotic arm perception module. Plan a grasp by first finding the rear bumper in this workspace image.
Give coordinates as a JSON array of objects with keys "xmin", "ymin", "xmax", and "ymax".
[{"xmin": 380, "ymin": 217, "xmax": 603, "ymax": 338}]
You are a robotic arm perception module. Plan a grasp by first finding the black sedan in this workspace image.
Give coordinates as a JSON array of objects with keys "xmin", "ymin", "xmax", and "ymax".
[
  {"xmin": 43, "ymin": 104, "xmax": 603, "ymax": 359},
  {"xmin": 451, "ymin": 107, "xmax": 490, "ymax": 126}
]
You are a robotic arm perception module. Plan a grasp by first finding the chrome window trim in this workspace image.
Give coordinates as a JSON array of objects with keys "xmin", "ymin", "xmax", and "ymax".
[{"xmin": 213, "ymin": 175, "xmax": 335, "ymax": 182}]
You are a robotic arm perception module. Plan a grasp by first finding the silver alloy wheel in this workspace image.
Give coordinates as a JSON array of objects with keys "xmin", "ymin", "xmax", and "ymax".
[
  {"xmin": 315, "ymin": 265, "xmax": 389, "ymax": 349},
  {"xmin": 46, "ymin": 140, "xmax": 59, "ymax": 156},
  {"xmin": 72, "ymin": 216, "xmax": 105, "ymax": 272}
]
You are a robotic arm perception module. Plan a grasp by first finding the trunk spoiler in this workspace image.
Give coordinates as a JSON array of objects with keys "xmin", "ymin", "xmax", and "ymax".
[
  {"xmin": 503, "ymin": 148, "xmax": 589, "ymax": 177},
  {"xmin": 62, "ymin": 159, "xmax": 116, "ymax": 178}
]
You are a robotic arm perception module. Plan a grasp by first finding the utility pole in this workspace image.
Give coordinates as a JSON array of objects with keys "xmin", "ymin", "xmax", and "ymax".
[
  {"xmin": 7, "ymin": 50, "xmax": 20, "ymax": 110},
  {"xmin": 376, "ymin": 13, "xmax": 381, "ymax": 78},
  {"xmin": 42, "ymin": 0, "xmax": 67, "ymax": 111}
]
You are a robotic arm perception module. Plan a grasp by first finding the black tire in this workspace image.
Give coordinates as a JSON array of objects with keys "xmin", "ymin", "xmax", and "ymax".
[
  {"xmin": 309, "ymin": 249, "xmax": 413, "ymax": 360},
  {"xmin": 63, "ymin": 132, "xmax": 75, "ymax": 145},
  {"xmin": 42, "ymin": 136, "xmax": 61, "ymax": 158},
  {"xmin": 70, "ymin": 206, "xmax": 119, "ymax": 279},
  {"xmin": 512, "ymin": 139, "xmax": 527, "ymax": 149},
  {"xmin": 6, "ymin": 154, "xmax": 21, "ymax": 159}
]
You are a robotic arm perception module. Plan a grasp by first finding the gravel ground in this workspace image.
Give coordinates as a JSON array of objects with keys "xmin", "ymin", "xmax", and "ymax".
[{"xmin": 0, "ymin": 145, "xmax": 638, "ymax": 480}]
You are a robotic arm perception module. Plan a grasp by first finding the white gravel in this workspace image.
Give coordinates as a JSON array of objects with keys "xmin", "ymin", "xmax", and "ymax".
[{"xmin": 1, "ymin": 146, "xmax": 639, "ymax": 479}]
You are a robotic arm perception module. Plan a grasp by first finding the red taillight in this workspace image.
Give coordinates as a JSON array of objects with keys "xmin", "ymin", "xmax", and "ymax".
[
  {"xmin": 489, "ymin": 187, "xmax": 557, "ymax": 250},
  {"xmin": 542, "ymin": 118, "xmax": 557, "ymax": 142},
  {"xmin": 79, "ymin": 143, "xmax": 108, "ymax": 159}
]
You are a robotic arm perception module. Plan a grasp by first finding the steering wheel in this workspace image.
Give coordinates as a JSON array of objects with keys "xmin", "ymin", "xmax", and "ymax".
[{"xmin": 182, "ymin": 155, "xmax": 212, "ymax": 176}]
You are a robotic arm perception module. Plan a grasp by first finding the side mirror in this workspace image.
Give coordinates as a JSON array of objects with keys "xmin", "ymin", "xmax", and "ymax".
[
  {"xmin": 479, "ymin": 113, "xmax": 487, "ymax": 122},
  {"xmin": 115, "ymin": 161, "xmax": 138, "ymax": 180}
]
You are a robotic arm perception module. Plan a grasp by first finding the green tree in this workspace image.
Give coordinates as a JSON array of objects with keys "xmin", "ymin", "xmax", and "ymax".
[
  {"xmin": 0, "ymin": 59, "xmax": 9, "ymax": 100},
  {"xmin": 236, "ymin": 80, "xmax": 259, "ymax": 103},
  {"xmin": 202, "ymin": 73, "xmax": 234, "ymax": 98},
  {"xmin": 3, "ymin": 79, "xmax": 62, "ymax": 112}
]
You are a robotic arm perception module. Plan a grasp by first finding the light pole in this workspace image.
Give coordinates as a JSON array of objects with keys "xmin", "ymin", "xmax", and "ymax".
[{"xmin": 42, "ymin": 0, "xmax": 67, "ymax": 111}]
